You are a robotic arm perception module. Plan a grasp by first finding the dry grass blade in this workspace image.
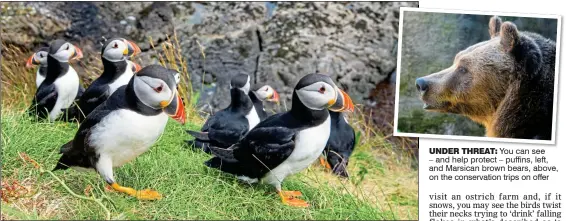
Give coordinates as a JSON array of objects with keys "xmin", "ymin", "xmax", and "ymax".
[
  {"xmin": 17, "ymin": 152, "xmax": 112, "ymax": 220},
  {"xmin": 1, "ymin": 43, "xmax": 35, "ymax": 109}
]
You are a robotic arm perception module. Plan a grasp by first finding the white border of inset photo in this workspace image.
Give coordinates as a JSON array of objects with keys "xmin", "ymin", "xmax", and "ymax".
[{"xmin": 393, "ymin": 7, "xmax": 562, "ymax": 145}]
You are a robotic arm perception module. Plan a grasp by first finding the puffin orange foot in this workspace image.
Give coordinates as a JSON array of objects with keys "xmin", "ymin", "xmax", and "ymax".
[
  {"xmin": 135, "ymin": 189, "xmax": 163, "ymax": 200},
  {"xmin": 281, "ymin": 190, "xmax": 303, "ymax": 197},
  {"xmin": 319, "ymin": 157, "xmax": 332, "ymax": 169},
  {"xmin": 278, "ymin": 190, "xmax": 309, "ymax": 208},
  {"xmin": 110, "ymin": 183, "xmax": 162, "ymax": 200}
]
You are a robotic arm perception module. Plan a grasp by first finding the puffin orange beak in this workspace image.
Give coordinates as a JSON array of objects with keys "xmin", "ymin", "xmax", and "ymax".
[
  {"xmin": 132, "ymin": 61, "xmax": 142, "ymax": 73},
  {"xmin": 269, "ymin": 90, "xmax": 280, "ymax": 104},
  {"xmin": 125, "ymin": 40, "xmax": 141, "ymax": 57},
  {"xmin": 163, "ymin": 92, "xmax": 186, "ymax": 125},
  {"xmin": 328, "ymin": 88, "xmax": 355, "ymax": 112},
  {"xmin": 26, "ymin": 55, "xmax": 38, "ymax": 68},
  {"xmin": 171, "ymin": 94, "xmax": 186, "ymax": 124},
  {"xmin": 72, "ymin": 45, "xmax": 83, "ymax": 61}
]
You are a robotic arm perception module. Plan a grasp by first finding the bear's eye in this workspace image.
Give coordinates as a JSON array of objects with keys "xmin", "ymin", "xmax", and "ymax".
[{"xmin": 458, "ymin": 66, "xmax": 467, "ymax": 73}]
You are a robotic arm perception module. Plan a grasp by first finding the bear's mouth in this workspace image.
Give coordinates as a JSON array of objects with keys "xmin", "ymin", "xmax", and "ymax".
[
  {"xmin": 419, "ymin": 93, "xmax": 451, "ymax": 111},
  {"xmin": 423, "ymin": 102, "xmax": 450, "ymax": 111}
]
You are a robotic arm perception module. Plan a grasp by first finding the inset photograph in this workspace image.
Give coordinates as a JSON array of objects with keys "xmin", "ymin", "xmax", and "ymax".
[{"xmin": 394, "ymin": 8, "xmax": 561, "ymax": 144}]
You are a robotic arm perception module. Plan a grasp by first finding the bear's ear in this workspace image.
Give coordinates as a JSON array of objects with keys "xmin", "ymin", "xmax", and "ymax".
[
  {"xmin": 500, "ymin": 22, "xmax": 519, "ymax": 53},
  {"xmin": 489, "ymin": 16, "xmax": 502, "ymax": 38}
]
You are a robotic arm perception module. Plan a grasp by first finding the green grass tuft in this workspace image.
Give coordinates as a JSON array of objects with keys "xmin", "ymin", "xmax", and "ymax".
[{"xmin": 1, "ymin": 109, "xmax": 417, "ymax": 220}]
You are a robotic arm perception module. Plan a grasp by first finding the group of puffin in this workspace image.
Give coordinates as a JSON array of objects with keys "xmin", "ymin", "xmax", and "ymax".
[{"xmin": 25, "ymin": 38, "xmax": 357, "ymax": 207}]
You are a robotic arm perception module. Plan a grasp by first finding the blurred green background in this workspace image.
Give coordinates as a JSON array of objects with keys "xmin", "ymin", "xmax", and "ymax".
[{"xmin": 397, "ymin": 11, "xmax": 558, "ymax": 136}]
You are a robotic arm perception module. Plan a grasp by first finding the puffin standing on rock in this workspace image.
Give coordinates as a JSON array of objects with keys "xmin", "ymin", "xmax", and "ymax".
[
  {"xmin": 53, "ymin": 65, "xmax": 185, "ymax": 200},
  {"xmin": 186, "ymin": 74, "xmax": 261, "ymax": 152},
  {"xmin": 63, "ymin": 38, "xmax": 142, "ymax": 122},
  {"xmin": 205, "ymin": 73, "xmax": 355, "ymax": 207},
  {"xmin": 27, "ymin": 39, "xmax": 83, "ymax": 121},
  {"xmin": 319, "ymin": 111, "xmax": 356, "ymax": 178}
]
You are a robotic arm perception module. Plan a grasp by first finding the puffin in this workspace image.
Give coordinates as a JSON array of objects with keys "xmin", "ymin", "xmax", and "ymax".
[
  {"xmin": 186, "ymin": 84, "xmax": 280, "ymax": 153},
  {"xmin": 319, "ymin": 110, "xmax": 356, "ymax": 178},
  {"xmin": 205, "ymin": 73, "xmax": 355, "ymax": 207},
  {"xmin": 26, "ymin": 47, "xmax": 85, "ymax": 99},
  {"xmin": 186, "ymin": 74, "xmax": 261, "ymax": 152},
  {"xmin": 26, "ymin": 47, "xmax": 49, "ymax": 88},
  {"xmin": 27, "ymin": 39, "xmax": 83, "ymax": 121},
  {"xmin": 63, "ymin": 38, "xmax": 141, "ymax": 122},
  {"xmin": 249, "ymin": 85, "xmax": 280, "ymax": 120},
  {"xmin": 53, "ymin": 65, "xmax": 185, "ymax": 200}
]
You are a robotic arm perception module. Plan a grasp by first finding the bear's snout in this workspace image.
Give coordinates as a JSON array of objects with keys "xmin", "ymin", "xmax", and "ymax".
[{"xmin": 415, "ymin": 77, "xmax": 429, "ymax": 92}]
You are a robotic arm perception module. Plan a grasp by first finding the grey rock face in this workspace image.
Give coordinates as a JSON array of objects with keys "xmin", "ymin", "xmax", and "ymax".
[
  {"xmin": 257, "ymin": 2, "xmax": 411, "ymax": 108},
  {"xmin": 2, "ymin": 1, "xmax": 418, "ymax": 113}
]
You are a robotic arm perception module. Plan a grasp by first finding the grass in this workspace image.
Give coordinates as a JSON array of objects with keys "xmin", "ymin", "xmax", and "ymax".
[
  {"xmin": 1, "ymin": 35, "xmax": 418, "ymax": 220},
  {"xmin": 1, "ymin": 110, "xmax": 416, "ymax": 220}
]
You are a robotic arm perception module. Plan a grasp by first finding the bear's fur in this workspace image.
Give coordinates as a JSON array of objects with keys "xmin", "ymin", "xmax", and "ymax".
[{"xmin": 416, "ymin": 16, "xmax": 556, "ymax": 140}]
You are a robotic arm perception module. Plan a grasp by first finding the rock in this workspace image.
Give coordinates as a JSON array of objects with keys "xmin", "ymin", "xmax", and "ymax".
[
  {"xmin": 257, "ymin": 2, "xmax": 412, "ymax": 105},
  {"xmin": 135, "ymin": 2, "xmax": 174, "ymax": 50}
]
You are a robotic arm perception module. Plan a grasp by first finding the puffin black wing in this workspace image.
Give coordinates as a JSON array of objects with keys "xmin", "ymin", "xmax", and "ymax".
[
  {"xmin": 201, "ymin": 117, "xmax": 213, "ymax": 132},
  {"xmin": 192, "ymin": 111, "xmax": 249, "ymax": 148},
  {"xmin": 208, "ymin": 126, "xmax": 248, "ymax": 148},
  {"xmin": 185, "ymin": 117, "xmax": 213, "ymax": 152},
  {"xmin": 206, "ymin": 114, "xmax": 297, "ymax": 179},
  {"xmin": 28, "ymin": 83, "xmax": 58, "ymax": 118},
  {"xmin": 64, "ymin": 82, "xmax": 111, "ymax": 122},
  {"xmin": 53, "ymin": 112, "xmax": 102, "ymax": 170},
  {"xmin": 243, "ymin": 126, "xmax": 296, "ymax": 155},
  {"xmin": 76, "ymin": 84, "xmax": 85, "ymax": 99},
  {"xmin": 186, "ymin": 130, "xmax": 210, "ymax": 141}
]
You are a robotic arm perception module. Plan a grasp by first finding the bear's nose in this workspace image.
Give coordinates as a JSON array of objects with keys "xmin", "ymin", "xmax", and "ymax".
[{"xmin": 415, "ymin": 78, "xmax": 429, "ymax": 92}]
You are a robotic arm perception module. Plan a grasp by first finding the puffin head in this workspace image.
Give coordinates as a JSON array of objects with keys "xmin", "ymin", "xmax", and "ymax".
[
  {"xmin": 230, "ymin": 74, "xmax": 251, "ymax": 94},
  {"xmin": 101, "ymin": 38, "xmax": 142, "ymax": 72},
  {"xmin": 133, "ymin": 65, "xmax": 186, "ymax": 124},
  {"xmin": 26, "ymin": 47, "xmax": 49, "ymax": 68},
  {"xmin": 48, "ymin": 39, "xmax": 83, "ymax": 63},
  {"xmin": 294, "ymin": 73, "xmax": 354, "ymax": 112},
  {"xmin": 254, "ymin": 85, "xmax": 280, "ymax": 104}
]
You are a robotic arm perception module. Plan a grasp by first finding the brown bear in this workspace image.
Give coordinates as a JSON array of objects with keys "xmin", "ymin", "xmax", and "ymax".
[{"xmin": 415, "ymin": 16, "xmax": 556, "ymax": 140}]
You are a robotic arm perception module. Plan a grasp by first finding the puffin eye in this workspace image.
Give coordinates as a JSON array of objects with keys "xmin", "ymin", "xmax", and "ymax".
[
  {"xmin": 66, "ymin": 45, "xmax": 70, "ymax": 50},
  {"xmin": 39, "ymin": 54, "xmax": 44, "ymax": 58},
  {"xmin": 154, "ymin": 85, "xmax": 163, "ymax": 93},
  {"xmin": 318, "ymin": 86, "xmax": 326, "ymax": 94},
  {"xmin": 113, "ymin": 43, "xmax": 118, "ymax": 48},
  {"xmin": 265, "ymin": 87, "xmax": 269, "ymax": 91}
]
